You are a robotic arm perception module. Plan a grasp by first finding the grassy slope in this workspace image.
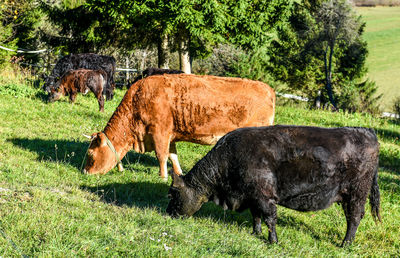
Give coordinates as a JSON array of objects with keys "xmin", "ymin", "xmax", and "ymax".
[
  {"xmin": 356, "ymin": 6, "xmax": 400, "ymax": 111},
  {"xmin": 0, "ymin": 88, "xmax": 399, "ymax": 257}
]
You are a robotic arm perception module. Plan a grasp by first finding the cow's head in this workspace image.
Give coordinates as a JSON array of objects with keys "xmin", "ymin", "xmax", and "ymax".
[
  {"xmin": 48, "ymin": 85, "xmax": 63, "ymax": 102},
  {"xmin": 43, "ymin": 75, "xmax": 57, "ymax": 93},
  {"xmin": 166, "ymin": 172, "xmax": 208, "ymax": 217},
  {"xmin": 83, "ymin": 132, "xmax": 116, "ymax": 175}
]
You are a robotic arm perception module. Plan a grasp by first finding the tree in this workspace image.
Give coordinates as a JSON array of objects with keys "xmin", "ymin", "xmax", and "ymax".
[
  {"xmin": 0, "ymin": 1, "xmax": 17, "ymax": 66},
  {"xmin": 40, "ymin": 2, "xmax": 100, "ymax": 54},
  {"xmin": 314, "ymin": 0, "xmax": 361, "ymax": 109},
  {"xmin": 86, "ymin": 0, "xmax": 293, "ymax": 73},
  {"xmin": 0, "ymin": 0, "xmax": 44, "ymax": 66},
  {"xmin": 268, "ymin": 0, "xmax": 375, "ymax": 112}
]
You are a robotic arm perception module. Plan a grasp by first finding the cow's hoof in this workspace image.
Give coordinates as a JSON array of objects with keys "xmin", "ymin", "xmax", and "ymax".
[{"xmin": 117, "ymin": 163, "xmax": 124, "ymax": 172}]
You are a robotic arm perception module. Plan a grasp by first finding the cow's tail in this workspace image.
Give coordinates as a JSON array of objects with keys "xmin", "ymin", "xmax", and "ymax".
[{"xmin": 369, "ymin": 169, "xmax": 381, "ymax": 223}]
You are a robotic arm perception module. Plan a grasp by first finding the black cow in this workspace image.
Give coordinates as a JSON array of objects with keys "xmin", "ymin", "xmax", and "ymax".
[
  {"xmin": 129, "ymin": 67, "xmax": 183, "ymax": 86},
  {"xmin": 43, "ymin": 53, "xmax": 116, "ymax": 100},
  {"xmin": 166, "ymin": 125, "xmax": 381, "ymax": 246}
]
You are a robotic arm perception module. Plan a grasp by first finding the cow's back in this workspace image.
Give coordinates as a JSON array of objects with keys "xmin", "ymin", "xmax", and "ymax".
[
  {"xmin": 133, "ymin": 74, "xmax": 275, "ymax": 145},
  {"xmin": 212, "ymin": 126, "xmax": 379, "ymax": 212},
  {"xmin": 49, "ymin": 53, "xmax": 115, "ymax": 99}
]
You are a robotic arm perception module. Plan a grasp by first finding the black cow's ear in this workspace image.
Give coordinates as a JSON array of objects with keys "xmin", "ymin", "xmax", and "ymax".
[{"xmin": 171, "ymin": 172, "xmax": 185, "ymax": 188}]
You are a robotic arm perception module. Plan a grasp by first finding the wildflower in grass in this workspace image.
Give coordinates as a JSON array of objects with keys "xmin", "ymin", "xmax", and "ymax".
[{"xmin": 163, "ymin": 243, "xmax": 172, "ymax": 251}]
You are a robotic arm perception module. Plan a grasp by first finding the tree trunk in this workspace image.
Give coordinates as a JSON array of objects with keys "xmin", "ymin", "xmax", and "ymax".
[
  {"xmin": 324, "ymin": 45, "xmax": 338, "ymax": 110},
  {"xmin": 125, "ymin": 56, "xmax": 130, "ymax": 84},
  {"xmin": 157, "ymin": 34, "xmax": 169, "ymax": 69},
  {"xmin": 178, "ymin": 37, "xmax": 191, "ymax": 74}
]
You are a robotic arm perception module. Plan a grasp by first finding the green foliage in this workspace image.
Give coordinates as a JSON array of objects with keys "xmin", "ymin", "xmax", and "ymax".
[
  {"xmin": 0, "ymin": 1, "xmax": 18, "ymax": 67},
  {"xmin": 192, "ymin": 44, "xmax": 276, "ymax": 86},
  {"xmin": 0, "ymin": 0, "xmax": 57, "ymax": 69},
  {"xmin": 268, "ymin": 2, "xmax": 324, "ymax": 96},
  {"xmin": 335, "ymin": 79, "xmax": 382, "ymax": 114},
  {"xmin": 39, "ymin": 2, "xmax": 100, "ymax": 53},
  {"xmin": 192, "ymin": 44, "xmax": 243, "ymax": 75},
  {"xmin": 229, "ymin": 46, "xmax": 276, "ymax": 83},
  {"xmin": 85, "ymin": 0, "xmax": 294, "ymax": 62},
  {"xmin": 0, "ymin": 67, "xmax": 40, "ymax": 97},
  {"xmin": 268, "ymin": 0, "xmax": 378, "ymax": 113},
  {"xmin": 393, "ymin": 97, "xmax": 400, "ymax": 117},
  {"xmin": 0, "ymin": 82, "xmax": 38, "ymax": 98}
]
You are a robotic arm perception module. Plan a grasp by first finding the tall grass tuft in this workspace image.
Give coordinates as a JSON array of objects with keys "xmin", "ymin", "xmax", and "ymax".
[{"xmin": 0, "ymin": 65, "xmax": 41, "ymax": 98}]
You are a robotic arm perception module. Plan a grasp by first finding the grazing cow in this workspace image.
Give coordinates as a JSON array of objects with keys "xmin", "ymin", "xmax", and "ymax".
[
  {"xmin": 83, "ymin": 74, "xmax": 275, "ymax": 179},
  {"xmin": 129, "ymin": 67, "xmax": 183, "ymax": 86},
  {"xmin": 166, "ymin": 125, "xmax": 381, "ymax": 246},
  {"xmin": 43, "ymin": 53, "xmax": 116, "ymax": 100},
  {"xmin": 48, "ymin": 69, "xmax": 107, "ymax": 112}
]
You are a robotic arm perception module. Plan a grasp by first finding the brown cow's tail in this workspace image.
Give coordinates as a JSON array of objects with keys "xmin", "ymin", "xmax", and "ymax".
[{"xmin": 369, "ymin": 169, "xmax": 381, "ymax": 223}]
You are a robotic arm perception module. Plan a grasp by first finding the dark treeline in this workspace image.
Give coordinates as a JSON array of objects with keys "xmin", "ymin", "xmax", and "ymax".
[{"xmin": 0, "ymin": 0, "xmax": 381, "ymax": 113}]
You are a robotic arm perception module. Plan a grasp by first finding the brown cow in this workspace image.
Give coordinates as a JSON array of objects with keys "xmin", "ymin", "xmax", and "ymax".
[
  {"xmin": 48, "ymin": 69, "xmax": 107, "ymax": 112},
  {"xmin": 83, "ymin": 74, "xmax": 275, "ymax": 179}
]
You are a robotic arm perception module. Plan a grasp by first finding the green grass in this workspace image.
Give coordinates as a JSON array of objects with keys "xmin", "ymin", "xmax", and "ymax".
[
  {"xmin": 356, "ymin": 6, "xmax": 400, "ymax": 111},
  {"xmin": 0, "ymin": 83, "xmax": 399, "ymax": 256}
]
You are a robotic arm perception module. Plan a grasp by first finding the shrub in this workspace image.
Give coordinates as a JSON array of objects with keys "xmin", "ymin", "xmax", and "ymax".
[
  {"xmin": 0, "ymin": 82, "xmax": 39, "ymax": 98},
  {"xmin": 335, "ymin": 79, "xmax": 382, "ymax": 114},
  {"xmin": 0, "ymin": 65, "xmax": 40, "ymax": 98}
]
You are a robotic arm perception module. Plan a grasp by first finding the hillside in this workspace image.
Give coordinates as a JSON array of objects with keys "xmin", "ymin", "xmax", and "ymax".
[
  {"xmin": 357, "ymin": 6, "xmax": 400, "ymax": 112},
  {"xmin": 0, "ymin": 82, "xmax": 399, "ymax": 256}
]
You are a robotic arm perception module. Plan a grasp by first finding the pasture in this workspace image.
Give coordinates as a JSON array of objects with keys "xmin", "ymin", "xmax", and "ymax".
[
  {"xmin": 357, "ymin": 6, "xmax": 400, "ymax": 111},
  {"xmin": 0, "ymin": 81, "xmax": 399, "ymax": 256}
]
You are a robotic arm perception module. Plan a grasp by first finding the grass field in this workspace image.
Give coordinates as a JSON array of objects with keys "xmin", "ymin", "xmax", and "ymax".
[
  {"xmin": 356, "ymin": 6, "xmax": 400, "ymax": 111},
  {"xmin": 0, "ymin": 79, "xmax": 399, "ymax": 256}
]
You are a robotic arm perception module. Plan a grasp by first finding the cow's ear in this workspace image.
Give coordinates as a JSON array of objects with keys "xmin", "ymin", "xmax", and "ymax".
[
  {"xmin": 97, "ymin": 133, "xmax": 107, "ymax": 147},
  {"xmin": 171, "ymin": 172, "xmax": 185, "ymax": 188},
  {"xmin": 87, "ymin": 133, "xmax": 98, "ymax": 143},
  {"xmin": 82, "ymin": 134, "xmax": 92, "ymax": 140}
]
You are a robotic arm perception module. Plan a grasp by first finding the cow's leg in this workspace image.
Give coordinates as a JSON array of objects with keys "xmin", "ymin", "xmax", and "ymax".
[
  {"xmin": 168, "ymin": 142, "xmax": 182, "ymax": 175},
  {"xmin": 258, "ymin": 199, "xmax": 278, "ymax": 244},
  {"xmin": 341, "ymin": 191, "xmax": 367, "ymax": 247},
  {"xmin": 98, "ymin": 94, "xmax": 105, "ymax": 112},
  {"xmin": 250, "ymin": 207, "xmax": 263, "ymax": 235},
  {"xmin": 153, "ymin": 133, "xmax": 171, "ymax": 181},
  {"xmin": 69, "ymin": 92, "xmax": 77, "ymax": 103}
]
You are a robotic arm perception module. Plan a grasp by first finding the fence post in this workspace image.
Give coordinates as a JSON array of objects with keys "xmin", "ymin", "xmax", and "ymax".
[
  {"xmin": 125, "ymin": 56, "xmax": 130, "ymax": 84},
  {"xmin": 45, "ymin": 49, "xmax": 51, "ymax": 74}
]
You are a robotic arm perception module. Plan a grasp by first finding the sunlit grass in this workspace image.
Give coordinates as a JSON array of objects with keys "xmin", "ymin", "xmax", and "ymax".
[
  {"xmin": 0, "ymin": 81, "xmax": 399, "ymax": 256},
  {"xmin": 357, "ymin": 6, "xmax": 400, "ymax": 111}
]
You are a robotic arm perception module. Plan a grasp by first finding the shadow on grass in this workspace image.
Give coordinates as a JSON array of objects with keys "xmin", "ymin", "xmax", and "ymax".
[
  {"xmin": 379, "ymin": 152, "xmax": 400, "ymax": 175},
  {"xmin": 375, "ymin": 128, "xmax": 400, "ymax": 145},
  {"xmin": 81, "ymin": 179, "xmax": 340, "ymax": 244},
  {"xmin": 378, "ymin": 173, "xmax": 400, "ymax": 199},
  {"xmin": 35, "ymin": 90, "xmax": 49, "ymax": 103},
  {"xmin": 194, "ymin": 202, "xmax": 329, "ymax": 243},
  {"xmin": 123, "ymin": 151, "xmax": 159, "ymax": 167},
  {"xmin": 9, "ymin": 137, "xmax": 159, "ymax": 171},
  {"xmin": 81, "ymin": 182, "xmax": 170, "ymax": 211}
]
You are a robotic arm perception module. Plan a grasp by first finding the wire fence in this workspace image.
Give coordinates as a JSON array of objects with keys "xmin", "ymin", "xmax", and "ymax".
[
  {"xmin": 1, "ymin": 44, "xmax": 398, "ymax": 118},
  {"xmin": 1, "ymin": 44, "xmax": 141, "ymax": 87}
]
